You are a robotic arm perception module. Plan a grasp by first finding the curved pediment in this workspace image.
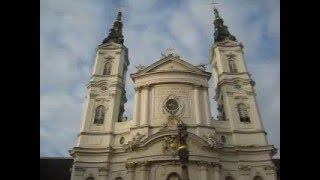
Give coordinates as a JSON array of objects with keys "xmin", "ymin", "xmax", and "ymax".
[
  {"xmin": 126, "ymin": 130, "xmax": 207, "ymax": 150},
  {"xmin": 131, "ymin": 56, "xmax": 211, "ymax": 79}
]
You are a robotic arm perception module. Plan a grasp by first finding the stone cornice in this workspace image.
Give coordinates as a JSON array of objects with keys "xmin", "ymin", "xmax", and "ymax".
[
  {"xmin": 219, "ymin": 72, "xmax": 249, "ymax": 76},
  {"xmin": 238, "ymin": 165, "xmax": 251, "ymax": 171},
  {"xmin": 87, "ymin": 81, "xmax": 124, "ymax": 89},
  {"xmin": 220, "ymin": 145, "xmax": 275, "ymax": 153},
  {"xmin": 78, "ymin": 131, "xmax": 113, "ymax": 136},
  {"xmin": 91, "ymin": 74, "xmax": 123, "ymax": 79},
  {"xmin": 196, "ymin": 161, "xmax": 221, "ymax": 170},
  {"xmin": 74, "ymin": 166, "xmax": 86, "ymax": 171},
  {"xmin": 134, "ymin": 82, "xmax": 208, "ymax": 90},
  {"xmin": 69, "ymin": 147, "xmax": 111, "ymax": 156},
  {"xmin": 217, "ymin": 77, "xmax": 253, "ymax": 87},
  {"xmin": 211, "ymin": 39, "xmax": 243, "ymax": 49},
  {"xmin": 238, "ymin": 165, "xmax": 251, "ymax": 175},
  {"xmin": 131, "ymin": 70, "xmax": 211, "ymax": 81},
  {"xmin": 235, "ymin": 145, "xmax": 274, "ymax": 150},
  {"xmin": 233, "ymin": 129, "xmax": 266, "ymax": 134}
]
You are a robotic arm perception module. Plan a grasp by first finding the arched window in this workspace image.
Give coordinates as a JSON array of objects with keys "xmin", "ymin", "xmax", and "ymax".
[
  {"xmin": 225, "ymin": 176, "xmax": 233, "ymax": 180},
  {"xmin": 94, "ymin": 105, "xmax": 105, "ymax": 124},
  {"xmin": 167, "ymin": 172, "xmax": 180, "ymax": 180},
  {"xmin": 115, "ymin": 177, "xmax": 123, "ymax": 180},
  {"xmin": 238, "ymin": 103, "xmax": 250, "ymax": 123},
  {"xmin": 229, "ymin": 60, "xmax": 238, "ymax": 73},
  {"xmin": 254, "ymin": 176, "xmax": 263, "ymax": 180},
  {"xmin": 103, "ymin": 62, "xmax": 112, "ymax": 75}
]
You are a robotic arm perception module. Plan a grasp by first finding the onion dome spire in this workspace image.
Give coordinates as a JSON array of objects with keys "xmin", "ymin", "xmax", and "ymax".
[
  {"xmin": 212, "ymin": 5, "xmax": 237, "ymax": 42},
  {"xmin": 102, "ymin": 8, "xmax": 124, "ymax": 44}
]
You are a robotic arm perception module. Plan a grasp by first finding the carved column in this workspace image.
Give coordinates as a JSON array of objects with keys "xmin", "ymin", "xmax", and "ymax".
[
  {"xmin": 213, "ymin": 163, "xmax": 221, "ymax": 180},
  {"xmin": 194, "ymin": 85, "xmax": 201, "ymax": 125},
  {"xmin": 139, "ymin": 161, "xmax": 151, "ymax": 180},
  {"xmin": 197, "ymin": 161, "xmax": 210, "ymax": 180},
  {"xmin": 98, "ymin": 167, "xmax": 109, "ymax": 180},
  {"xmin": 133, "ymin": 87, "xmax": 141, "ymax": 126},
  {"xmin": 238, "ymin": 165, "xmax": 251, "ymax": 180},
  {"xmin": 140, "ymin": 85, "xmax": 150, "ymax": 126},
  {"xmin": 126, "ymin": 162, "xmax": 136, "ymax": 180},
  {"xmin": 203, "ymin": 87, "xmax": 212, "ymax": 126},
  {"xmin": 264, "ymin": 164, "xmax": 277, "ymax": 180}
]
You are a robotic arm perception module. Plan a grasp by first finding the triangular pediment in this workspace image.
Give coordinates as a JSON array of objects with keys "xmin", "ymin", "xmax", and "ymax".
[
  {"xmin": 150, "ymin": 59, "xmax": 196, "ymax": 72},
  {"xmin": 133, "ymin": 56, "xmax": 209, "ymax": 76}
]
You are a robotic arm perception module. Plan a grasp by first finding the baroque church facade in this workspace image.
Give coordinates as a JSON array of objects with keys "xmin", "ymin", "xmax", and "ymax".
[{"xmin": 69, "ymin": 6, "xmax": 278, "ymax": 180}]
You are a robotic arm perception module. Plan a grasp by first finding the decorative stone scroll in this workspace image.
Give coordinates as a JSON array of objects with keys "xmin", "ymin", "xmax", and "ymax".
[
  {"xmin": 196, "ymin": 161, "xmax": 211, "ymax": 170},
  {"xmin": 125, "ymin": 132, "xmax": 146, "ymax": 151},
  {"xmin": 98, "ymin": 167, "xmax": 108, "ymax": 176},
  {"xmin": 203, "ymin": 130, "xmax": 224, "ymax": 149},
  {"xmin": 264, "ymin": 165, "xmax": 276, "ymax": 171},
  {"xmin": 238, "ymin": 165, "xmax": 251, "ymax": 172},
  {"xmin": 136, "ymin": 161, "xmax": 151, "ymax": 168},
  {"xmin": 125, "ymin": 162, "xmax": 137, "ymax": 170},
  {"xmin": 162, "ymin": 135, "xmax": 179, "ymax": 156}
]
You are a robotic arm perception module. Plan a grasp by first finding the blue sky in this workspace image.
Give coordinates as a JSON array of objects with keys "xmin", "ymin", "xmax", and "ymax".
[{"xmin": 40, "ymin": 0, "xmax": 280, "ymax": 158}]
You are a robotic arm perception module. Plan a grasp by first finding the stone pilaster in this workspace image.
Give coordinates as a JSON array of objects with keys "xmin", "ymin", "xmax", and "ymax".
[
  {"xmin": 125, "ymin": 162, "xmax": 137, "ymax": 180},
  {"xmin": 264, "ymin": 164, "xmax": 277, "ymax": 180},
  {"xmin": 194, "ymin": 85, "xmax": 201, "ymax": 125},
  {"xmin": 202, "ymin": 87, "xmax": 212, "ymax": 126},
  {"xmin": 98, "ymin": 167, "xmax": 109, "ymax": 179},
  {"xmin": 140, "ymin": 85, "xmax": 150, "ymax": 126},
  {"xmin": 133, "ymin": 87, "xmax": 141, "ymax": 126},
  {"xmin": 213, "ymin": 162, "xmax": 221, "ymax": 180},
  {"xmin": 238, "ymin": 165, "xmax": 251, "ymax": 180},
  {"xmin": 137, "ymin": 161, "xmax": 151, "ymax": 180},
  {"xmin": 197, "ymin": 161, "xmax": 210, "ymax": 180}
]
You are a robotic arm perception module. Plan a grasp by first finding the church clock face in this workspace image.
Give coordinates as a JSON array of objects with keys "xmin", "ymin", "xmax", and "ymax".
[
  {"xmin": 166, "ymin": 99, "xmax": 179, "ymax": 111},
  {"xmin": 163, "ymin": 95, "xmax": 184, "ymax": 116}
]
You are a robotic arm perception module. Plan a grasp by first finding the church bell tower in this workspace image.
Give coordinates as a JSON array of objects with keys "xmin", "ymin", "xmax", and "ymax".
[
  {"xmin": 69, "ymin": 9, "xmax": 129, "ymax": 180},
  {"xmin": 210, "ymin": 6, "xmax": 268, "ymax": 147}
]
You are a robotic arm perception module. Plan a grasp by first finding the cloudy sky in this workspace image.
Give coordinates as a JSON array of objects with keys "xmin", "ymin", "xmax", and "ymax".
[{"xmin": 40, "ymin": 0, "xmax": 280, "ymax": 158}]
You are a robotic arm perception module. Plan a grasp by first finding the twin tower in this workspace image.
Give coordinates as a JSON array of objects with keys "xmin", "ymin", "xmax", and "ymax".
[{"xmin": 69, "ymin": 7, "xmax": 277, "ymax": 180}]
